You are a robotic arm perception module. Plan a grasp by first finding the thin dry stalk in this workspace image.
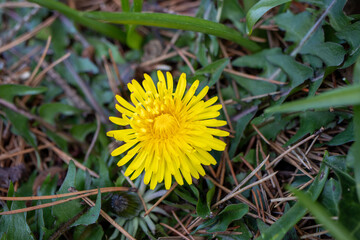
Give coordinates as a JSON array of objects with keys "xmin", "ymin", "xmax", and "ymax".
[
  {"xmin": 144, "ymin": 183, "xmax": 178, "ymax": 216},
  {"xmin": 172, "ymin": 211, "xmax": 195, "ymax": 240},
  {"xmin": 213, "ymin": 155, "xmax": 269, "ymax": 207},
  {"xmin": 42, "ymin": 139, "xmax": 99, "ymax": 178},
  {"xmin": 0, "ymin": 2, "xmax": 39, "ymax": 8},
  {"xmin": 108, "ymin": 49, "xmax": 125, "ymax": 91},
  {"xmin": 0, "ymin": 15, "xmax": 57, "ymax": 54},
  {"xmin": 224, "ymin": 68, "xmax": 286, "ymax": 85},
  {"xmin": 32, "ymin": 52, "xmax": 71, "ymax": 86},
  {"xmin": 0, "ymin": 192, "xmax": 94, "ymax": 215},
  {"xmin": 103, "ymin": 56, "xmax": 121, "ymax": 97},
  {"xmin": 266, "ymin": 129, "xmax": 323, "ymax": 169},
  {"xmin": 84, "ymin": 114, "xmax": 101, "ymax": 162},
  {"xmin": 140, "ymin": 47, "xmax": 189, "ymax": 67},
  {"xmin": 0, "ymin": 187, "xmax": 129, "ymax": 201},
  {"xmin": 160, "ymin": 223, "xmax": 191, "ymax": 240},
  {"xmin": 26, "ymin": 36, "xmax": 52, "ymax": 85}
]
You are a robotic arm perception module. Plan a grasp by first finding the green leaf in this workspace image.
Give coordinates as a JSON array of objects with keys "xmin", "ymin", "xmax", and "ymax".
[
  {"xmin": 232, "ymin": 48, "xmax": 281, "ymax": 95},
  {"xmin": 351, "ymin": 55, "xmax": 360, "ymax": 201},
  {"xmin": 0, "ymin": 84, "xmax": 47, "ymax": 102},
  {"xmin": 319, "ymin": 178, "xmax": 340, "ymax": 216},
  {"xmin": 301, "ymin": 32, "xmax": 346, "ymax": 67},
  {"xmin": 229, "ymin": 110, "xmax": 256, "ymax": 158},
  {"xmin": 336, "ymin": 21, "xmax": 360, "ymax": 55},
  {"xmin": 258, "ymin": 164, "xmax": 329, "ymax": 240},
  {"xmin": 266, "ymin": 84, "xmax": 360, "ymax": 113},
  {"xmin": 324, "ymin": 155, "xmax": 360, "ymax": 239},
  {"xmin": 84, "ymin": 12, "xmax": 260, "ymax": 52},
  {"xmin": 327, "ymin": 121, "xmax": 354, "ymax": 146},
  {"xmin": 220, "ymin": 0, "xmax": 246, "ymax": 33},
  {"xmin": 52, "ymin": 161, "xmax": 83, "ymax": 224},
  {"xmin": 29, "ymin": 0, "xmax": 126, "ymax": 42},
  {"xmin": 195, "ymin": 58, "xmax": 229, "ymax": 87},
  {"xmin": 74, "ymin": 225, "xmax": 104, "ymax": 240},
  {"xmin": 196, "ymin": 191, "xmax": 210, "ymax": 219},
  {"xmin": 246, "ymin": 0, "xmax": 291, "ymax": 35},
  {"xmin": 208, "ymin": 204, "xmax": 248, "ymax": 232},
  {"xmin": 92, "ymin": 159, "xmax": 112, "ymax": 188},
  {"xmin": 5, "ymin": 109, "xmax": 37, "ymax": 148},
  {"xmin": 72, "ymin": 190, "xmax": 101, "ymax": 227},
  {"xmin": 70, "ymin": 122, "xmax": 97, "ymax": 142},
  {"xmin": 290, "ymin": 187, "xmax": 355, "ymax": 240},
  {"xmin": 285, "ymin": 111, "xmax": 335, "ymax": 146},
  {"xmin": 266, "ymin": 54, "xmax": 313, "ymax": 88},
  {"xmin": 0, "ymin": 184, "xmax": 35, "ymax": 240},
  {"xmin": 38, "ymin": 103, "xmax": 82, "ymax": 125},
  {"xmin": 325, "ymin": 0, "xmax": 350, "ymax": 31}
]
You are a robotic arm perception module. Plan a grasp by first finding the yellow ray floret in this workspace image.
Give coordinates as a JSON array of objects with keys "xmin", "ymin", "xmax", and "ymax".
[{"xmin": 108, "ymin": 71, "xmax": 229, "ymax": 190}]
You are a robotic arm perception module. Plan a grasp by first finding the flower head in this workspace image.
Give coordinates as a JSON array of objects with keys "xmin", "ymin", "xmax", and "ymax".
[{"xmin": 107, "ymin": 71, "xmax": 229, "ymax": 189}]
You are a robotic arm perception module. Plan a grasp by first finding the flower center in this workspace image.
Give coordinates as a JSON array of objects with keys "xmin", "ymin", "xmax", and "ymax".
[{"xmin": 153, "ymin": 113, "xmax": 177, "ymax": 138}]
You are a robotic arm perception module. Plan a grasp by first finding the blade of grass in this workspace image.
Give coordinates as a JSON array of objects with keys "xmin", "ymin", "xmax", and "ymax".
[
  {"xmin": 353, "ymin": 57, "xmax": 360, "ymax": 200},
  {"xmin": 265, "ymin": 84, "xmax": 360, "ymax": 113},
  {"xmin": 84, "ymin": 11, "xmax": 261, "ymax": 52},
  {"xmin": 29, "ymin": 0, "xmax": 126, "ymax": 42},
  {"xmin": 290, "ymin": 187, "xmax": 355, "ymax": 240}
]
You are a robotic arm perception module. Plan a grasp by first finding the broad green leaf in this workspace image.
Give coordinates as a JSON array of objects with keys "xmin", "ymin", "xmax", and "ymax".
[
  {"xmin": 196, "ymin": 191, "xmax": 210, "ymax": 219},
  {"xmin": 52, "ymin": 161, "xmax": 83, "ymax": 224},
  {"xmin": 285, "ymin": 111, "xmax": 335, "ymax": 146},
  {"xmin": 50, "ymin": 19, "xmax": 69, "ymax": 57},
  {"xmin": 0, "ymin": 183, "xmax": 35, "ymax": 240},
  {"xmin": 275, "ymin": 11, "xmax": 346, "ymax": 66},
  {"xmin": 266, "ymin": 84, "xmax": 360, "ymax": 113},
  {"xmin": 327, "ymin": 121, "xmax": 354, "ymax": 146},
  {"xmin": 324, "ymin": 155, "xmax": 360, "ymax": 239},
  {"xmin": 74, "ymin": 225, "xmax": 104, "ymax": 240},
  {"xmin": 291, "ymin": 187, "xmax": 355, "ymax": 240},
  {"xmin": 336, "ymin": 21, "xmax": 360, "ymax": 55},
  {"xmin": 208, "ymin": 204, "xmax": 248, "ymax": 232},
  {"xmin": 174, "ymin": 188, "xmax": 197, "ymax": 205},
  {"xmin": 246, "ymin": 0, "xmax": 291, "ymax": 35},
  {"xmin": 38, "ymin": 103, "xmax": 82, "ymax": 125},
  {"xmin": 232, "ymin": 48, "xmax": 282, "ymax": 95},
  {"xmin": 325, "ymin": 0, "xmax": 350, "ymax": 31},
  {"xmin": 220, "ymin": 0, "xmax": 246, "ymax": 33},
  {"xmin": 71, "ymin": 56, "xmax": 99, "ymax": 74},
  {"xmin": 0, "ymin": 84, "xmax": 47, "ymax": 102},
  {"xmin": 258, "ymin": 164, "xmax": 329, "ymax": 240},
  {"xmin": 5, "ymin": 109, "xmax": 37, "ymax": 148},
  {"xmin": 70, "ymin": 122, "xmax": 97, "ymax": 142},
  {"xmin": 72, "ymin": 190, "xmax": 101, "ymax": 227},
  {"xmin": 229, "ymin": 110, "xmax": 256, "ymax": 158},
  {"xmin": 29, "ymin": 0, "xmax": 126, "ymax": 42},
  {"xmin": 275, "ymin": 11, "xmax": 313, "ymax": 43},
  {"xmin": 266, "ymin": 54, "xmax": 313, "ymax": 88},
  {"xmin": 319, "ymin": 178, "xmax": 340, "ymax": 216},
  {"xmin": 84, "ymin": 12, "xmax": 261, "ymax": 52},
  {"xmin": 301, "ymin": 31, "xmax": 346, "ymax": 66},
  {"xmin": 87, "ymin": 38, "xmax": 125, "ymax": 64},
  {"xmin": 195, "ymin": 58, "xmax": 229, "ymax": 87},
  {"xmin": 37, "ymin": 174, "xmax": 58, "ymax": 234},
  {"xmin": 92, "ymin": 159, "xmax": 112, "ymax": 188}
]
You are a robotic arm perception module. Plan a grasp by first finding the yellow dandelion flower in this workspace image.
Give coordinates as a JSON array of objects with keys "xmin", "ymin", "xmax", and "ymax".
[{"xmin": 107, "ymin": 71, "xmax": 229, "ymax": 190}]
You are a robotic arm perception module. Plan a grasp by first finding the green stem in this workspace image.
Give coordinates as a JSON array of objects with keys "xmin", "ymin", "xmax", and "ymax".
[
  {"xmin": 29, "ymin": 0, "xmax": 126, "ymax": 42},
  {"xmin": 84, "ymin": 11, "xmax": 261, "ymax": 52}
]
